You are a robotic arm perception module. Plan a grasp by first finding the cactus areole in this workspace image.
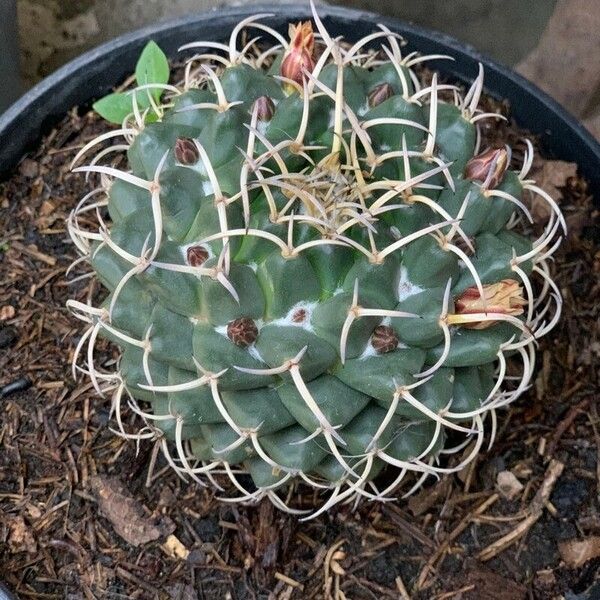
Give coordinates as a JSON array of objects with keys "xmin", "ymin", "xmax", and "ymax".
[{"xmin": 68, "ymin": 4, "xmax": 565, "ymax": 518}]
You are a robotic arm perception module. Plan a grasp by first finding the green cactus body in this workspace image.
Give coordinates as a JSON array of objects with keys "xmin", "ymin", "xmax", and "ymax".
[{"xmin": 68, "ymin": 7, "xmax": 565, "ymax": 517}]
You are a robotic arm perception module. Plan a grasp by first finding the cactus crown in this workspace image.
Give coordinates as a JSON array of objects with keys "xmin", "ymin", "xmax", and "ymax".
[{"xmin": 68, "ymin": 3, "xmax": 564, "ymax": 518}]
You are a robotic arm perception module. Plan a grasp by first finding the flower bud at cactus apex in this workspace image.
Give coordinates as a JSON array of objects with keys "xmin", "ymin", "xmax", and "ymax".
[
  {"xmin": 68, "ymin": 2, "xmax": 566, "ymax": 517},
  {"xmin": 280, "ymin": 21, "xmax": 315, "ymax": 87}
]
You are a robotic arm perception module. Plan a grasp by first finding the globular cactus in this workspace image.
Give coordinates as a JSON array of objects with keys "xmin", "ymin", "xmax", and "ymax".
[{"xmin": 68, "ymin": 4, "xmax": 565, "ymax": 517}]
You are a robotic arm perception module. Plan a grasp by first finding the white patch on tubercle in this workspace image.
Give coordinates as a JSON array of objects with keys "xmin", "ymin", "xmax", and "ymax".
[
  {"xmin": 357, "ymin": 102, "xmax": 369, "ymax": 117},
  {"xmin": 201, "ymin": 179, "xmax": 214, "ymax": 197},
  {"xmin": 183, "ymin": 155, "xmax": 207, "ymax": 177},
  {"xmin": 181, "ymin": 159, "xmax": 214, "ymax": 197},
  {"xmin": 379, "ymin": 143, "xmax": 391, "ymax": 152},
  {"xmin": 247, "ymin": 344, "xmax": 264, "ymax": 362},
  {"xmin": 271, "ymin": 301, "xmax": 318, "ymax": 332},
  {"xmin": 358, "ymin": 343, "xmax": 378, "ymax": 360},
  {"xmin": 214, "ymin": 324, "xmax": 229, "ymax": 338},
  {"xmin": 247, "ymin": 262, "xmax": 258, "ymax": 272},
  {"xmin": 397, "ymin": 265, "xmax": 423, "ymax": 301}
]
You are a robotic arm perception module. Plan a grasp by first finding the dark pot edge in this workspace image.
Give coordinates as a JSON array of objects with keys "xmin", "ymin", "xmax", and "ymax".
[
  {"xmin": 0, "ymin": 2, "xmax": 599, "ymax": 195},
  {"xmin": 0, "ymin": 581, "xmax": 18, "ymax": 600}
]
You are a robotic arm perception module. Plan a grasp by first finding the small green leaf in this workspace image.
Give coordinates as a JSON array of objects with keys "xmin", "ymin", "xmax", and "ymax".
[
  {"xmin": 92, "ymin": 93, "xmax": 134, "ymax": 124},
  {"xmin": 93, "ymin": 41, "xmax": 168, "ymax": 124},
  {"xmin": 93, "ymin": 90, "xmax": 155, "ymax": 124},
  {"xmin": 144, "ymin": 111, "xmax": 160, "ymax": 124},
  {"xmin": 135, "ymin": 40, "xmax": 169, "ymax": 101}
]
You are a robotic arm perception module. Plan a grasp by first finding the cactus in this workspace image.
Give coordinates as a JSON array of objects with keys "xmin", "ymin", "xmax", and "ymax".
[{"xmin": 68, "ymin": 3, "xmax": 565, "ymax": 517}]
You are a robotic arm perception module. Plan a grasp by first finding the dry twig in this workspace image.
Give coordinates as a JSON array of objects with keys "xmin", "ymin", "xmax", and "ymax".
[{"xmin": 477, "ymin": 459, "xmax": 564, "ymax": 561}]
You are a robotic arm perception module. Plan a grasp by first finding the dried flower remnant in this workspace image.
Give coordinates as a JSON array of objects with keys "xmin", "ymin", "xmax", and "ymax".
[
  {"xmin": 227, "ymin": 317, "xmax": 259, "ymax": 347},
  {"xmin": 450, "ymin": 279, "xmax": 527, "ymax": 329},
  {"xmin": 174, "ymin": 137, "xmax": 200, "ymax": 165},
  {"xmin": 186, "ymin": 245, "xmax": 209, "ymax": 267},
  {"xmin": 371, "ymin": 325, "xmax": 399, "ymax": 354}
]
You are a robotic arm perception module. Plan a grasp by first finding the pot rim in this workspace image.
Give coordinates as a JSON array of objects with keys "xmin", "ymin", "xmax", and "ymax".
[{"xmin": 1, "ymin": 3, "xmax": 599, "ymax": 193}]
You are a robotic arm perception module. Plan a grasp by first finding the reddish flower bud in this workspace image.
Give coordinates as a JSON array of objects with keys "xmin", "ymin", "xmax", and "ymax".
[
  {"xmin": 227, "ymin": 317, "xmax": 259, "ymax": 347},
  {"xmin": 371, "ymin": 325, "xmax": 399, "ymax": 354},
  {"xmin": 186, "ymin": 245, "xmax": 209, "ymax": 267},
  {"xmin": 280, "ymin": 21, "xmax": 315, "ymax": 88},
  {"xmin": 174, "ymin": 137, "xmax": 200, "ymax": 165},
  {"xmin": 451, "ymin": 279, "xmax": 526, "ymax": 330},
  {"xmin": 464, "ymin": 147, "xmax": 509, "ymax": 189},
  {"xmin": 254, "ymin": 95, "xmax": 275, "ymax": 121},
  {"xmin": 368, "ymin": 83, "xmax": 394, "ymax": 108}
]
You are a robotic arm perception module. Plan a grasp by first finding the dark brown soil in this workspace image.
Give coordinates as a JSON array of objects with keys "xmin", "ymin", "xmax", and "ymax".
[{"xmin": 0, "ymin": 96, "xmax": 599, "ymax": 600}]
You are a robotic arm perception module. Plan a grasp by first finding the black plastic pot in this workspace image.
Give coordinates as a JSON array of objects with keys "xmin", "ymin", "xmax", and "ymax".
[
  {"xmin": 0, "ymin": 581, "xmax": 17, "ymax": 600},
  {"xmin": 0, "ymin": 4, "xmax": 599, "ymax": 193},
  {"xmin": 0, "ymin": 0, "xmax": 21, "ymax": 113}
]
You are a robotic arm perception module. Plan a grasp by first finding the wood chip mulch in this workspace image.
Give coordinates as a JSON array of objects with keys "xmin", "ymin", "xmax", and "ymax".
[{"xmin": 0, "ymin": 99, "xmax": 599, "ymax": 600}]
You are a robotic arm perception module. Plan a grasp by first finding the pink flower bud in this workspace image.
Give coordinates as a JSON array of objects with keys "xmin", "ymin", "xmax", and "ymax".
[
  {"xmin": 280, "ymin": 21, "xmax": 315, "ymax": 88},
  {"xmin": 254, "ymin": 95, "xmax": 275, "ymax": 121},
  {"xmin": 368, "ymin": 83, "xmax": 394, "ymax": 108},
  {"xmin": 464, "ymin": 147, "xmax": 509, "ymax": 189}
]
